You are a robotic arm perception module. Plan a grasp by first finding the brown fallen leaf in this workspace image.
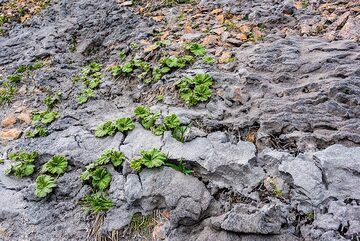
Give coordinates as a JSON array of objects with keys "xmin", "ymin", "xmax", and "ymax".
[
  {"xmin": 211, "ymin": 8, "xmax": 223, "ymax": 15},
  {"xmin": 218, "ymin": 52, "xmax": 232, "ymax": 63},
  {"xmin": 212, "ymin": 27, "xmax": 225, "ymax": 35},
  {"xmin": 216, "ymin": 14, "xmax": 225, "ymax": 24},
  {"xmin": 144, "ymin": 44, "xmax": 158, "ymax": 53},
  {"xmin": 239, "ymin": 24, "xmax": 251, "ymax": 33},
  {"xmin": 202, "ymin": 35, "xmax": 219, "ymax": 45},
  {"xmin": 153, "ymin": 15, "xmax": 164, "ymax": 22}
]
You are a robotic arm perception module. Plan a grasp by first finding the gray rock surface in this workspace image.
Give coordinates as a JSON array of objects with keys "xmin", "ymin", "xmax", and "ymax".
[{"xmin": 0, "ymin": 0, "xmax": 359, "ymax": 240}]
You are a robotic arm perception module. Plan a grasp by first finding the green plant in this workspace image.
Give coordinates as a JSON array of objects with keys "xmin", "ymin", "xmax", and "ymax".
[
  {"xmin": 163, "ymin": 114, "xmax": 181, "ymax": 129},
  {"xmin": 165, "ymin": 159, "xmax": 193, "ymax": 175},
  {"xmin": 7, "ymin": 74, "xmax": 22, "ymax": 83},
  {"xmin": 0, "ymin": 159, "xmax": 4, "ymax": 164},
  {"xmin": 115, "ymin": 117, "xmax": 135, "ymax": 132},
  {"xmin": 25, "ymin": 126, "xmax": 48, "ymax": 138},
  {"xmin": 43, "ymin": 92, "xmax": 61, "ymax": 109},
  {"xmin": 76, "ymin": 62, "xmax": 102, "ymax": 104},
  {"xmin": 31, "ymin": 111, "xmax": 60, "ymax": 125},
  {"xmin": 156, "ymin": 95, "xmax": 164, "ymax": 102},
  {"xmin": 118, "ymin": 50, "xmax": 127, "ymax": 61},
  {"xmin": 95, "ymin": 149, "xmax": 125, "ymax": 168},
  {"xmin": 0, "ymin": 82, "xmax": 17, "ymax": 105},
  {"xmin": 130, "ymin": 149, "xmax": 167, "ymax": 172},
  {"xmin": 41, "ymin": 155, "xmax": 68, "ymax": 176},
  {"xmin": 77, "ymin": 88, "xmax": 96, "ymax": 104},
  {"xmin": 5, "ymin": 151, "xmax": 38, "ymax": 177},
  {"xmin": 130, "ymin": 213, "xmax": 154, "ymax": 232},
  {"xmin": 134, "ymin": 106, "xmax": 160, "ymax": 130},
  {"xmin": 95, "ymin": 121, "xmax": 117, "ymax": 137},
  {"xmin": 35, "ymin": 175, "xmax": 57, "ymax": 198},
  {"xmin": 90, "ymin": 168, "xmax": 112, "ymax": 191},
  {"xmin": 306, "ymin": 211, "xmax": 315, "ymax": 222},
  {"xmin": 171, "ymin": 125, "xmax": 188, "ymax": 142},
  {"xmin": 141, "ymin": 113, "xmax": 160, "ymax": 130},
  {"xmin": 82, "ymin": 193, "xmax": 114, "ymax": 213},
  {"xmin": 185, "ymin": 43, "xmax": 206, "ymax": 57},
  {"xmin": 152, "ymin": 125, "xmax": 166, "ymax": 136},
  {"xmin": 203, "ymin": 56, "xmax": 215, "ymax": 64},
  {"xmin": 176, "ymin": 73, "xmax": 213, "ymax": 106}
]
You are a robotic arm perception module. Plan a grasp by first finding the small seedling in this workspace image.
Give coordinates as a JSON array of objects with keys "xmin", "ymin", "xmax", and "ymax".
[
  {"xmin": 185, "ymin": 43, "xmax": 206, "ymax": 57},
  {"xmin": 115, "ymin": 117, "xmax": 135, "ymax": 133},
  {"xmin": 35, "ymin": 175, "xmax": 57, "ymax": 198},
  {"xmin": 0, "ymin": 82, "xmax": 17, "ymax": 105},
  {"xmin": 77, "ymin": 88, "xmax": 96, "ymax": 104},
  {"xmin": 203, "ymin": 56, "xmax": 215, "ymax": 65},
  {"xmin": 95, "ymin": 121, "xmax": 117, "ymax": 137},
  {"xmin": 165, "ymin": 159, "xmax": 193, "ymax": 175},
  {"xmin": 31, "ymin": 111, "xmax": 59, "ymax": 125},
  {"xmin": 43, "ymin": 92, "xmax": 61, "ymax": 109},
  {"xmin": 5, "ymin": 151, "xmax": 38, "ymax": 177},
  {"xmin": 90, "ymin": 167, "xmax": 112, "ymax": 191},
  {"xmin": 41, "ymin": 155, "xmax": 68, "ymax": 176},
  {"xmin": 176, "ymin": 73, "xmax": 213, "ymax": 106},
  {"xmin": 82, "ymin": 192, "xmax": 114, "ymax": 213},
  {"xmin": 130, "ymin": 149, "xmax": 167, "ymax": 172}
]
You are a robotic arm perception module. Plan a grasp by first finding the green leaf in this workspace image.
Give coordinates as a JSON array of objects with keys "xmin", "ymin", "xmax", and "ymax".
[
  {"xmin": 115, "ymin": 117, "xmax": 135, "ymax": 133},
  {"xmin": 186, "ymin": 43, "xmax": 206, "ymax": 57},
  {"xmin": 41, "ymin": 155, "xmax": 68, "ymax": 175},
  {"xmin": 91, "ymin": 168, "xmax": 112, "ymax": 191},
  {"xmin": 194, "ymin": 84, "xmax": 212, "ymax": 102},
  {"xmin": 203, "ymin": 56, "xmax": 215, "ymax": 64},
  {"xmin": 35, "ymin": 175, "xmax": 57, "ymax": 198},
  {"xmin": 43, "ymin": 92, "xmax": 61, "ymax": 109},
  {"xmin": 134, "ymin": 106, "xmax": 151, "ymax": 119},
  {"xmin": 164, "ymin": 114, "xmax": 181, "ymax": 130},
  {"xmin": 82, "ymin": 193, "xmax": 114, "ymax": 213},
  {"xmin": 41, "ymin": 111, "xmax": 60, "ymax": 124},
  {"xmin": 141, "ymin": 113, "xmax": 160, "ymax": 130},
  {"xmin": 7, "ymin": 74, "xmax": 22, "ymax": 83},
  {"xmin": 130, "ymin": 158, "xmax": 143, "ymax": 172},
  {"xmin": 95, "ymin": 121, "xmax": 117, "ymax": 137},
  {"xmin": 140, "ymin": 149, "xmax": 167, "ymax": 169},
  {"xmin": 96, "ymin": 149, "xmax": 125, "ymax": 168},
  {"xmin": 152, "ymin": 125, "xmax": 166, "ymax": 136},
  {"xmin": 122, "ymin": 62, "xmax": 134, "ymax": 73}
]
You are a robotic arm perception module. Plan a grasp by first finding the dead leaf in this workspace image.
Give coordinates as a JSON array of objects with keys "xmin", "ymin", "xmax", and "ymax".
[
  {"xmin": 211, "ymin": 8, "xmax": 223, "ymax": 15},
  {"xmin": 144, "ymin": 44, "xmax": 158, "ymax": 53},
  {"xmin": 153, "ymin": 15, "xmax": 164, "ymax": 22},
  {"xmin": 0, "ymin": 128, "xmax": 21, "ymax": 140},
  {"xmin": 239, "ymin": 25, "xmax": 250, "ymax": 33},
  {"xmin": 216, "ymin": 14, "xmax": 225, "ymax": 24},
  {"xmin": 202, "ymin": 35, "xmax": 219, "ymax": 45},
  {"xmin": 252, "ymin": 27, "xmax": 262, "ymax": 40},
  {"xmin": 218, "ymin": 52, "xmax": 232, "ymax": 63},
  {"xmin": 184, "ymin": 21, "xmax": 193, "ymax": 33},
  {"xmin": 212, "ymin": 27, "xmax": 225, "ymax": 35}
]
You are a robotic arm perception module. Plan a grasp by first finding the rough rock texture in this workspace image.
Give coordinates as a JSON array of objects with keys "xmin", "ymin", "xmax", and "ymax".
[{"xmin": 0, "ymin": 0, "xmax": 359, "ymax": 240}]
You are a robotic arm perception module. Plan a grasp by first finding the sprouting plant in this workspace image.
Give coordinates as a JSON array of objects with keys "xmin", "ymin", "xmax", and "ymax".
[
  {"xmin": 152, "ymin": 125, "xmax": 166, "ymax": 136},
  {"xmin": 185, "ymin": 43, "xmax": 206, "ymax": 57},
  {"xmin": 163, "ymin": 114, "xmax": 181, "ymax": 130},
  {"xmin": 41, "ymin": 155, "xmax": 68, "ymax": 176},
  {"xmin": 7, "ymin": 74, "xmax": 22, "ymax": 83},
  {"xmin": 130, "ymin": 213, "xmax": 154, "ymax": 232},
  {"xmin": 35, "ymin": 175, "xmax": 57, "ymax": 198},
  {"xmin": 0, "ymin": 159, "xmax": 4, "ymax": 164},
  {"xmin": 130, "ymin": 42, "xmax": 139, "ymax": 50},
  {"xmin": 165, "ymin": 159, "xmax": 193, "ymax": 175},
  {"xmin": 130, "ymin": 149, "xmax": 167, "ymax": 172},
  {"xmin": 141, "ymin": 113, "xmax": 160, "ymax": 130},
  {"xmin": 118, "ymin": 50, "xmax": 127, "ymax": 61},
  {"xmin": 76, "ymin": 62, "xmax": 102, "ymax": 104},
  {"xmin": 176, "ymin": 73, "xmax": 213, "ymax": 106},
  {"xmin": 115, "ymin": 117, "xmax": 135, "ymax": 133},
  {"xmin": 171, "ymin": 125, "xmax": 188, "ymax": 143},
  {"xmin": 306, "ymin": 211, "xmax": 315, "ymax": 222},
  {"xmin": 134, "ymin": 106, "xmax": 160, "ymax": 130},
  {"xmin": 224, "ymin": 20, "xmax": 236, "ymax": 30},
  {"xmin": 82, "ymin": 192, "xmax": 114, "ymax": 213},
  {"xmin": 43, "ymin": 92, "xmax": 61, "ymax": 109},
  {"xmin": 77, "ymin": 88, "xmax": 96, "ymax": 104},
  {"xmin": 95, "ymin": 121, "xmax": 117, "ymax": 137},
  {"xmin": 5, "ymin": 151, "xmax": 38, "ymax": 177},
  {"xmin": 203, "ymin": 56, "xmax": 215, "ymax": 65},
  {"xmin": 95, "ymin": 149, "xmax": 125, "ymax": 168},
  {"xmin": 31, "ymin": 111, "xmax": 60, "ymax": 125},
  {"xmin": 0, "ymin": 82, "xmax": 17, "ymax": 105},
  {"xmin": 90, "ymin": 167, "xmax": 112, "ymax": 191},
  {"xmin": 156, "ymin": 95, "xmax": 164, "ymax": 102}
]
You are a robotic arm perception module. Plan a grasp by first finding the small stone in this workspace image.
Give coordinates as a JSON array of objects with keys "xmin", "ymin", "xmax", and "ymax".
[
  {"xmin": 226, "ymin": 38, "xmax": 242, "ymax": 46},
  {"xmin": 0, "ymin": 128, "xmax": 21, "ymax": 140},
  {"xmin": 118, "ymin": 0, "xmax": 132, "ymax": 6},
  {"xmin": 1, "ymin": 115, "xmax": 16, "ymax": 128},
  {"xmin": 202, "ymin": 35, "xmax": 219, "ymax": 45},
  {"xmin": 218, "ymin": 52, "xmax": 232, "ymax": 64},
  {"xmin": 339, "ymin": 16, "xmax": 359, "ymax": 41},
  {"xmin": 212, "ymin": 27, "xmax": 225, "ymax": 35},
  {"xmin": 18, "ymin": 112, "xmax": 32, "ymax": 124}
]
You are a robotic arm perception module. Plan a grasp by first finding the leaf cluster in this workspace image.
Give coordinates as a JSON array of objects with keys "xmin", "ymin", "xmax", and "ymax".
[
  {"xmin": 176, "ymin": 73, "xmax": 213, "ymax": 106},
  {"xmin": 5, "ymin": 151, "xmax": 39, "ymax": 177},
  {"xmin": 0, "ymin": 82, "xmax": 17, "ymax": 105},
  {"xmin": 35, "ymin": 155, "xmax": 69, "ymax": 198},
  {"xmin": 81, "ymin": 192, "xmax": 114, "ymax": 213},
  {"xmin": 134, "ymin": 106, "xmax": 160, "ymax": 130},
  {"xmin": 130, "ymin": 149, "xmax": 167, "ymax": 172},
  {"xmin": 95, "ymin": 117, "xmax": 135, "ymax": 138},
  {"xmin": 75, "ymin": 62, "xmax": 102, "ymax": 104}
]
